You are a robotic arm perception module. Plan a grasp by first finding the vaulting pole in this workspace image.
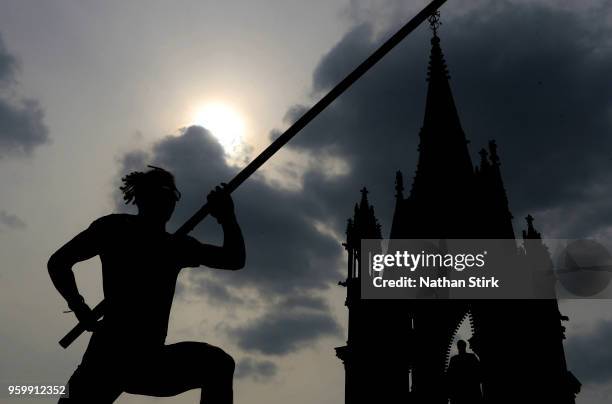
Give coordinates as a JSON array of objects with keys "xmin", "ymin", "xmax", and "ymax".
[{"xmin": 59, "ymin": 0, "xmax": 448, "ymax": 348}]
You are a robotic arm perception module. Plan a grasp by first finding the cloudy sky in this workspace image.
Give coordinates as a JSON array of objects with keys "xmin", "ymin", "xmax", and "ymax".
[{"xmin": 1, "ymin": 0, "xmax": 612, "ymax": 403}]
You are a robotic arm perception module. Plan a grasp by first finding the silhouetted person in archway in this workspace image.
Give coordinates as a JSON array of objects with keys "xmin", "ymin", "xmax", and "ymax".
[
  {"xmin": 446, "ymin": 340, "xmax": 482, "ymax": 404},
  {"xmin": 48, "ymin": 166, "xmax": 245, "ymax": 403}
]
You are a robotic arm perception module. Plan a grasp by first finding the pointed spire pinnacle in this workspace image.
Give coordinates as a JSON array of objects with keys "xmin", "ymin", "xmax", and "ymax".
[
  {"xmin": 479, "ymin": 148, "xmax": 490, "ymax": 170},
  {"xmin": 523, "ymin": 214, "xmax": 542, "ymax": 240},
  {"xmin": 426, "ymin": 11, "xmax": 450, "ymax": 83},
  {"xmin": 428, "ymin": 10, "xmax": 442, "ymax": 39},
  {"xmin": 347, "ymin": 187, "xmax": 382, "ymax": 241},
  {"xmin": 427, "ymin": 36, "xmax": 450, "ymax": 82},
  {"xmin": 395, "ymin": 171, "xmax": 404, "ymax": 199},
  {"xmin": 410, "ymin": 11, "xmax": 474, "ymax": 202},
  {"xmin": 488, "ymin": 140, "xmax": 500, "ymax": 166},
  {"xmin": 420, "ymin": 10, "xmax": 464, "ymax": 139},
  {"xmin": 360, "ymin": 187, "xmax": 369, "ymax": 209}
]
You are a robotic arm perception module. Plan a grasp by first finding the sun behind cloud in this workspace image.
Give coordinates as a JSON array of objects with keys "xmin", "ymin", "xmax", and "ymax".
[{"xmin": 192, "ymin": 102, "xmax": 246, "ymax": 154}]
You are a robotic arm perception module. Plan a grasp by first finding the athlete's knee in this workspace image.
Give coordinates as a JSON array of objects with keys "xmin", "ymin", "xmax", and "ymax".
[
  {"xmin": 208, "ymin": 346, "xmax": 235, "ymax": 375},
  {"xmin": 196, "ymin": 343, "xmax": 236, "ymax": 380},
  {"xmin": 218, "ymin": 349, "xmax": 235, "ymax": 375}
]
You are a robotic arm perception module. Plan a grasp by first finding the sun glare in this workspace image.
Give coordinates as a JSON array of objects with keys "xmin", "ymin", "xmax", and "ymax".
[{"xmin": 193, "ymin": 103, "xmax": 245, "ymax": 153}]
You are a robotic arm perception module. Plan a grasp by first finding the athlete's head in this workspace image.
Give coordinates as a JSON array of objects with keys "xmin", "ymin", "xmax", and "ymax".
[
  {"xmin": 120, "ymin": 166, "xmax": 181, "ymax": 223},
  {"xmin": 457, "ymin": 339, "xmax": 467, "ymax": 354}
]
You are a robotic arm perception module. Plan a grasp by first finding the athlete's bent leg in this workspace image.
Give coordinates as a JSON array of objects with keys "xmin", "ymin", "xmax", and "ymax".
[{"xmin": 124, "ymin": 342, "xmax": 235, "ymax": 404}]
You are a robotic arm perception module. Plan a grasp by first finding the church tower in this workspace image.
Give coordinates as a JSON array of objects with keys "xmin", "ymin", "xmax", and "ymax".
[{"xmin": 337, "ymin": 12, "xmax": 580, "ymax": 404}]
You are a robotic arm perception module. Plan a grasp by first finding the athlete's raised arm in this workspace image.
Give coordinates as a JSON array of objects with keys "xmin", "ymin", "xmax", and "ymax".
[{"xmin": 184, "ymin": 184, "xmax": 246, "ymax": 271}]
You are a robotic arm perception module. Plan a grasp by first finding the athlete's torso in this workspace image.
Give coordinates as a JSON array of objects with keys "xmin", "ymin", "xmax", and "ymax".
[{"xmin": 89, "ymin": 214, "xmax": 199, "ymax": 347}]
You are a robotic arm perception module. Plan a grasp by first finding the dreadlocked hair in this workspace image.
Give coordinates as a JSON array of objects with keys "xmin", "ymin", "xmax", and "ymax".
[{"xmin": 120, "ymin": 165, "xmax": 181, "ymax": 205}]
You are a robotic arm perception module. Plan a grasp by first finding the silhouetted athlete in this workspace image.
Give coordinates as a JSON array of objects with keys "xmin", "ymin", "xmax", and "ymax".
[
  {"xmin": 48, "ymin": 166, "xmax": 245, "ymax": 403},
  {"xmin": 446, "ymin": 340, "xmax": 482, "ymax": 404}
]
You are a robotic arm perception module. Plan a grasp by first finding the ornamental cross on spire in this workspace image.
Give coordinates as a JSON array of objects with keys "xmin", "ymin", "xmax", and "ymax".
[
  {"xmin": 360, "ymin": 187, "xmax": 369, "ymax": 200},
  {"xmin": 428, "ymin": 10, "xmax": 442, "ymax": 37}
]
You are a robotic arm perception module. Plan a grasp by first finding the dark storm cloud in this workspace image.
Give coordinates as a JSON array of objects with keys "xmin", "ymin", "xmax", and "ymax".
[
  {"xmin": 566, "ymin": 320, "xmax": 612, "ymax": 385},
  {"xmin": 116, "ymin": 126, "xmax": 344, "ymax": 355},
  {"xmin": 0, "ymin": 33, "xmax": 49, "ymax": 158},
  {"xmin": 0, "ymin": 210, "xmax": 25, "ymax": 231},
  {"xmin": 284, "ymin": 1, "xmax": 612, "ymax": 238},
  {"xmin": 227, "ymin": 304, "xmax": 341, "ymax": 355},
  {"xmin": 235, "ymin": 357, "xmax": 278, "ymax": 381}
]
